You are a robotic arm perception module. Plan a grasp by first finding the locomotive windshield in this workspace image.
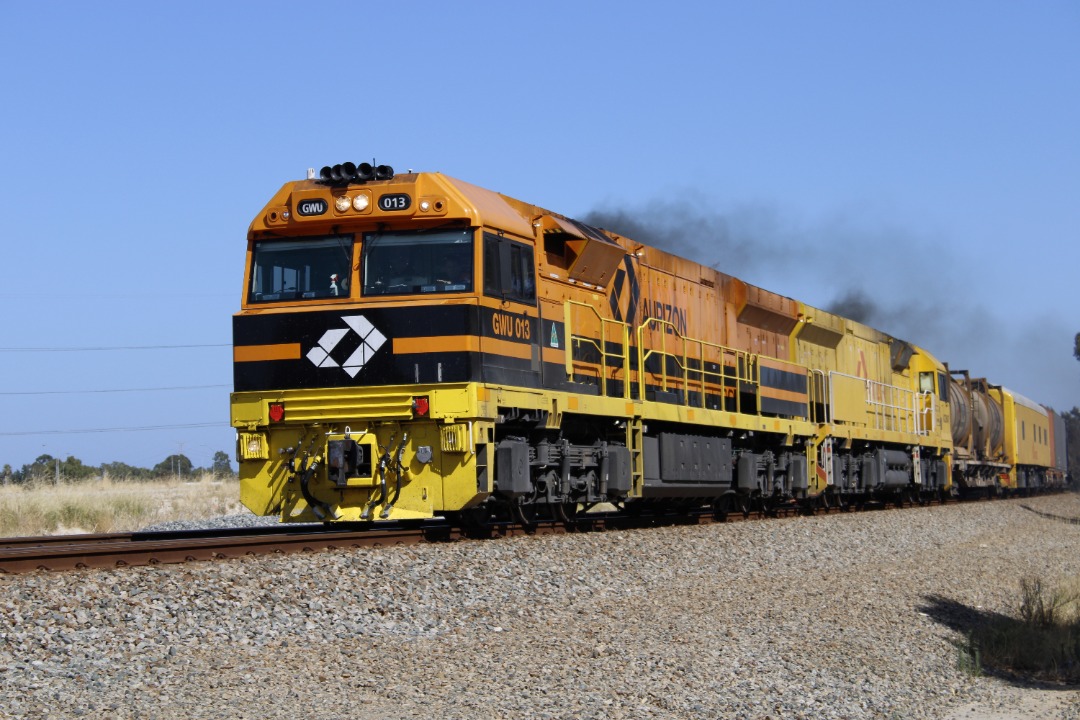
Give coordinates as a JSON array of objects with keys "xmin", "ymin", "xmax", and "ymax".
[
  {"xmin": 362, "ymin": 228, "xmax": 474, "ymax": 296},
  {"xmin": 248, "ymin": 235, "xmax": 354, "ymax": 303}
]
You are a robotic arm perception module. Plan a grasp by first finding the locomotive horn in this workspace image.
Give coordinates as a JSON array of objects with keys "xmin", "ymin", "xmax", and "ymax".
[
  {"xmin": 356, "ymin": 162, "xmax": 375, "ymax": 181},
  {"xmin": 340, "ymin": 161, "xmax": 357, "ymax": 181},
  {"xmin": 319, "ymin": 166, "xmax": 334, "ymax": 182},
  {"xmin": 375, "ymin": 164, "xmax": 394, "ymax": 180}
]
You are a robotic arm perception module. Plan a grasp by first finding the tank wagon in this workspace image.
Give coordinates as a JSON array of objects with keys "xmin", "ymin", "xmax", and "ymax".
[
  {"xmin": 230, "ymin": 163, "xmax": 1065, "ymax": 524},
  {"xmin": 948, "ymin": 373, "xmax": 1067, "ymax": 493}
]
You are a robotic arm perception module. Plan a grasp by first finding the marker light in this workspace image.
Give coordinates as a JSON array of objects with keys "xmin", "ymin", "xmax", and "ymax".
[
  {"xmin": 420, "ymin": 200, "xmax": 431, "ymax": 212},
  {"xmin": 412, "ymin": 396, "xmax": 430, "ymax": 418},
  {"xmin": 268, "ymin": 402, "xmax": 285, "ymax": 423},
  {"xmin": 334, "ymin": 196, "xmax": 351, "ymax": 212},
  {"xmin": 352, "ymin": 194, "xmax": 370, "ymax": 211}
]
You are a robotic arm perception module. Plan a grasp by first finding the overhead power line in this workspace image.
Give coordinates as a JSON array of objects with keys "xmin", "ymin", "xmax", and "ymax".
[
  {"xmin": 0, "ymin": 422, "xmax": 224, "ymax": 437},
  {"xmin": 0, "ymin": 344, "xmax": 230, "ymax": 352},
  {"xmin": 0, "ymin": 384, "xmax": 230, "ymax": 396}
]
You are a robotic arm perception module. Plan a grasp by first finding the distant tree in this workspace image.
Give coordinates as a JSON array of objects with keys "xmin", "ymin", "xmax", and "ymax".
[
  {"xmin": 9, "ymin": 455, "xmax": 97, "ymax": 483},
  {"xmin": 211, "ymin": 450, "xmax": 234, "ymax": 477},
  {"xmin": 14, "ymin": 454, "xmax": 57, "ymax": 484},
  {"xmin": 59, "ymin": 455, "xmax": 96, "ymax": 481},
  {"xmin": 1, "ymin": 464, "xmax": 10, "ymax": 486},
  {"xmin": 100, "ymin": 461, "xmax": 153, "ymax": 481},
  {"xmin": 153, "ymin": 454, "xmax": 193, "ymax": 478}
]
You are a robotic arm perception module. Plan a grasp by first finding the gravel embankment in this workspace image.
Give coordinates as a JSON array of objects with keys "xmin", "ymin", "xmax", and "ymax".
[{"xmin": 3, "ymin": 495, "xmax": 1080, "ymax": 719}]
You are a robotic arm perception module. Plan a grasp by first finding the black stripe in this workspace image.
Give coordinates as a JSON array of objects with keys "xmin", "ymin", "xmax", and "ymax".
[
  {"xmin": 760, "ymin": 367, "xmax": 808, "ymax": 395},
  {"xmin": 233, "ymin": 306, "xmax": 545, "ymax": 392},
  {"xmin": 760, "ymin": 397, "xmax": 809, "ymax": 417},
  {"xmin": 624, "ymin": 256, "xmax": 640, "ymax": 329},
  {"xmin": 482, "ymin": 361, "xmax": 541, "ymax": 389},
  {"xmin": 233, "ymin": 305, "xmax": 475, "ymax": 346},
  {"xmin": 480, "ymin": 306, "xmax": 537, "ymax": 346},
  {"xmin": 609, "ymin": 268, "xmax": 626, "ymax": 321}
]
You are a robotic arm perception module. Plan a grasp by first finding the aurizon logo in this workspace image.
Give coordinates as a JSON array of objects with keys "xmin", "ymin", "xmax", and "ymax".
[{"xmin": 306, "ymin": 315, "xmax": 386, "ymax": 378}]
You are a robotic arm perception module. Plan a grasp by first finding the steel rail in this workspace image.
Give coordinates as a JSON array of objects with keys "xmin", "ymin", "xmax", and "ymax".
[
  {"xmin": 0, "ymin": 523, "xmax": 451, "ymax": 574},
  {"xmin": 0, "ymin": 493, "xmax": 1045, "ymax": 575}
]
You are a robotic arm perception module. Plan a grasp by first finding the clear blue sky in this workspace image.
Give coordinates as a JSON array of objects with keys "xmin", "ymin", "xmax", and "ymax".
[{"xmin": 1, "ymin": 2, "xmax": 1077, "ymax": 471}]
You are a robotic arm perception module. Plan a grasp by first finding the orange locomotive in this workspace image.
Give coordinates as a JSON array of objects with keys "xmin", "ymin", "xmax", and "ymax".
[{"xmin": 230, "ymin": 162, "xmax": 1064, "ymax": 524}]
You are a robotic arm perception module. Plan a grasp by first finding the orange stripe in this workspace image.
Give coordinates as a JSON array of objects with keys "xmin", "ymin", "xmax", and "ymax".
[
  {"xmin": 760, "ymin": 387, "xmax": 808, "ymax": 403},
  {"xmin": 394, "ymin": 335, "xmax": 480, "ymax": 354},
  {"xmin": 395, "ymin": 334, "xmax": 535, "ymax": 361},
  {"xmin": 480, "ymin": 336, "xmax": 533, "ymax": 360},
  {"xmin": 234, "ymin": 343, "xmax": 301, "ymax": 362},
  {"xmin": 542, "ymin": 346, "xmax": 565, "ymax": 365}
]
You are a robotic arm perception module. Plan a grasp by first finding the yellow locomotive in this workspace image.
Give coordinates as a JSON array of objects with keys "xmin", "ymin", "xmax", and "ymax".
[{"xmin": 231, "ymin": 162, "xmax": 1065, "ymax": 524}]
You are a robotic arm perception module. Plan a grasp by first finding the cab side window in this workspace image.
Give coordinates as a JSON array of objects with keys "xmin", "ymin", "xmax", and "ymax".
[
  {"xmin": 919, "ymin": 372, "xmax": 934, "ymax": 393},
  {"xmin": 483, "ymin": 233, "xmax": 536, "ymax": 305}
]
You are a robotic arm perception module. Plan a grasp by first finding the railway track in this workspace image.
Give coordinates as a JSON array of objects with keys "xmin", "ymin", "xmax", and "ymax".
[
  {"xmin": 0, "ymin": 510, "xmax": 716, "ymax": 574},
  {"xmin": 0, "ymin": 522, "xmax": 454, "ymax": 575},
  {"xmin": 0, "ymin": 493, "xmax": 1036, "ymax": 575}
]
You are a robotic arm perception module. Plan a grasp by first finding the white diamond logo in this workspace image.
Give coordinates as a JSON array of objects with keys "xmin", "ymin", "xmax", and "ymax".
[
  {"xmin": 343, "ymin": 315, "xmax": 375, "ymax": 338},
  {"xmin": 306, "ymin": 346, "xmax": 330, "ymax": 366},
  {"xmin": 306, "ymin": 314, "xmax": 387, "ymax": 378},
  {"xmin": 318, "ymin": 328, "xmax": 349, "ymax": 352}
]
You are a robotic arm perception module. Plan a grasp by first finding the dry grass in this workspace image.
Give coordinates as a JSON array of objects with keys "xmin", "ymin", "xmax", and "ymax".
[
  {"xmin": 964, "ymin": 574, "xmax": 1080, "ymax": 682},
  {"xmin": 0, "ymin": 474, "xmax": 244, "ymax": 536}
]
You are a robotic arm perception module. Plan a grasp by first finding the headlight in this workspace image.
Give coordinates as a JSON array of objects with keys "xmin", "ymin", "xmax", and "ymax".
[{"xmin": 334, "ymin": 196, "xmax": 351, "ymax": 212}]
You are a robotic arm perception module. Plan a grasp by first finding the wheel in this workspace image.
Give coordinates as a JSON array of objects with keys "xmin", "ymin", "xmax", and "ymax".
[
  {"xmin": 557, "ymin": 501, "xmax": 579, "ymax": 525},
  {"xmin": 514, "ymin": 499, "xmax": 556, "ymax": 531},
  {"xmin": 713, "ymin": 495, "xmax": 733, "ymax": 522},
  {"xmin": 737, "ymin": 492, "xmax": 752, "ymax": 518},
  {"xmin": 454, "ymin": 507, "xmax": 492, "ymax": 539}
]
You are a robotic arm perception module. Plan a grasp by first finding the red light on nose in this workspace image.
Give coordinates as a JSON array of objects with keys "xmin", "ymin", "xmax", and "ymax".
[
  {"xmin": 268, "ymin": 402, "xmax": 285, "ymax": 422},
  {"xmin": 412, "ymin": 396, "xmax": 429, "ymax": 417}
]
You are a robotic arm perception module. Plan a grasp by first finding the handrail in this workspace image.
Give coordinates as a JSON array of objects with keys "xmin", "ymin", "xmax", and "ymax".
[
  {"xmin": 809, "ymin": 369, "xmax": 829, "ymax": 424},
  {"xmin": 635, "ymin": 317, "xmax": 758, "ymax": 413},
  {"xmin": 827, "ymin": 371, "xmax": 933, "ymax": 436},
  {"xmin": 916, "ymin": 391, "xmax": 937, "ymax": 434},
  {"xmin": 560, "ymin": 300, "xmax": 944, "ymax": 441},
  {"xmin": 563, "ymin": 300, "xmax": 631, "ymax": 399}
]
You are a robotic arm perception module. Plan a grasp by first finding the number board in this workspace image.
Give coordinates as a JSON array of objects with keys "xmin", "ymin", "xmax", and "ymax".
[{"xmin": 378, "ymin": 193, "xmax": 412, "ymax": 211}]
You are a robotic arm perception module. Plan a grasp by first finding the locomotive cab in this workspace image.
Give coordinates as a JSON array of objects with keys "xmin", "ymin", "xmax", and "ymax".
[{"xmin": 232, "ymin": 166, "xmax": 547, "ymax": 522}]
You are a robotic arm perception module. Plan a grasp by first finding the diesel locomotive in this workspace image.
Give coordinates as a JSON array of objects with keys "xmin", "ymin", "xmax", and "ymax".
[{"xmin": 230, "ymin": 162, "xmax": 1067, "ymax": 524}]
